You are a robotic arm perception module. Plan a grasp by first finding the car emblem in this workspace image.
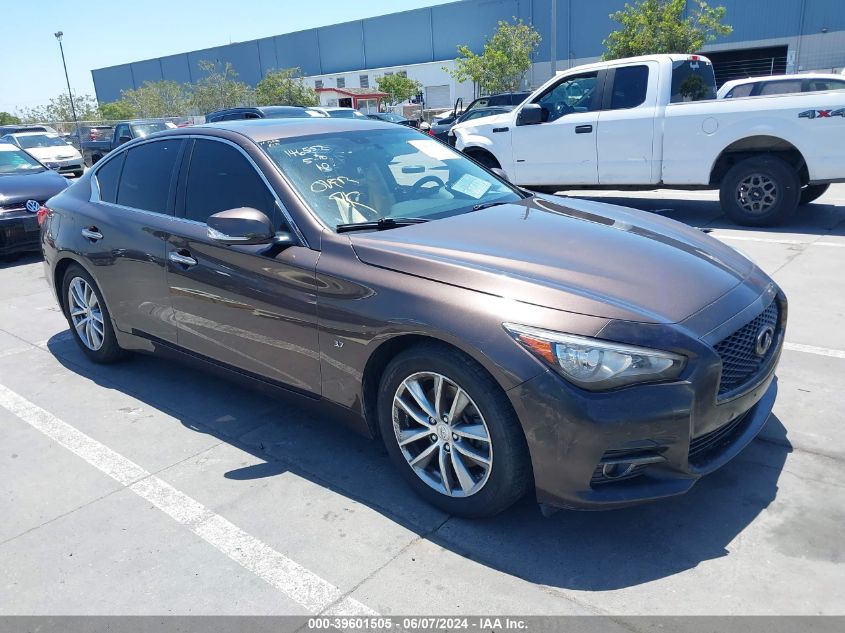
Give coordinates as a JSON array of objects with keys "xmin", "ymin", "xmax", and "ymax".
[
  {"xmin": 25, "ymin": 200, "xmax": 40, "ymax": 213},
  {"xmin": 755, "ymin": 325, "xmax": 775, "ymax": 356}
]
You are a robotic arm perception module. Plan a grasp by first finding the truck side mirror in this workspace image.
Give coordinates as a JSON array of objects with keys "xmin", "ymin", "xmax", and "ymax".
[
  {"xmin": 118, "ymin": 135, "xmax": 132, "ymax": 145},
  {"xmin": 516, "ymin": 103, "xmax": 545, "ymax": 126}
]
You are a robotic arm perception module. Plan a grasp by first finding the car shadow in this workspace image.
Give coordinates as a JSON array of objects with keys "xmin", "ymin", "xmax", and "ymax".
[
  {"xmin": 0, "ymin": 252, "xmax": 41, "ymax": 269},
  {"xmin": 46, "ymin": 332, "xmax": 792, "ymax": 592},
  {"xmin": 563, "ymin": 192, "xmax": 844, "ymax": 236}
]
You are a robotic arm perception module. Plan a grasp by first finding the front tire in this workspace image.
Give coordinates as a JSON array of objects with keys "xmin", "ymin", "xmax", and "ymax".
[
  {"xmin": 377, "ymin": 343, "xmax": 531, "ymax": 518},
  {"xmin": 61, "ymin": 264, "xmax": 125, "ymax": 363},
  {"xmin": 799, "ymin": 183, "xmax": 830, "ymax": 206},
  {"xmin": 719, "ymin": 155, "xmax": 800, "ymax": 227}
]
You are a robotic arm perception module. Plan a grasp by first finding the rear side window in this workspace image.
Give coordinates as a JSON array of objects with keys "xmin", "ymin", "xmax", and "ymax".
[
  {"xmin": 116, "ymin": 139, "xmax": 182, "ymax": 213},
  {"xmin": 609, "ymin": 65, "xmax": 649, "ymax": 109},
  {"xmin": 725, "ymin": 83, "xmax": 755, "ymax": 98},
  {"xmin": 95, "ymin": 154, "xmax": 125, "ymax": 204},
  {"xmin": 670, "ymin": 59, "xmax": 717, "ymax": 103},
  {"xmin": 183, "ymin": 140, "xmax": 276, "ymax": 224},
  {"xmin": 759, "ymin": 80, "xmax": 802, "ymax": 95},
  {"xmin": 807, "ymin": 79, "xmax": 845, "ymax": 92}
]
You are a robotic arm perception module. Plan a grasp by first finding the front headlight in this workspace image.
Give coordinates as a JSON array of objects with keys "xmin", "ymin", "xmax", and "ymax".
[{"xmin": 503, "ymin": 323, "xmax": 686, "ymax": 391}]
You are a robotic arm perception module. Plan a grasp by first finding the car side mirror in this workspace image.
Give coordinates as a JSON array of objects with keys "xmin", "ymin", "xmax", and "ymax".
[
  {"xmin": 516, "ymin": 103, "xmax": 545, "ymax": 126},
  {"xmin": 207, "ymin": 207, "xmax": 275, "ymax": 245},
  {"xmin": 118, "ymin": 135, "xmax": 132, "ymax": 145}
]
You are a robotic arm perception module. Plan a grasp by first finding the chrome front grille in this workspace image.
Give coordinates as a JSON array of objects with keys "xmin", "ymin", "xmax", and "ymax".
[{"xmin": 714, "ymin": 300, "xmax": 779, "ymax": 396}]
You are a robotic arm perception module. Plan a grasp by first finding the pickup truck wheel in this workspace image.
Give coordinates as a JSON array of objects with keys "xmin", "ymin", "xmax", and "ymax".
[
  {"xmin": 377, "ymin": 343, "xmax": 531, "ymax": 518},
  {"xmin": 465, "ymin": 149, "xmax": 500, "ymax": 170},
  {"xmin": 719, "ymin": 155, "xmax": 800, "ymax": 227},
  {"xmin": 799, "ymin": 184, "xmax": 830, "ymax": 206}
]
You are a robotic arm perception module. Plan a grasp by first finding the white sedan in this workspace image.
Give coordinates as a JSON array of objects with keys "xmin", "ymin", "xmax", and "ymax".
[
  {"xmin": 0, "ymin": 131, "xmax": 84, "ymax": 177},
  {"xmin": 718, "ymin": 73, "xmax": 845, "ymax": 99}
]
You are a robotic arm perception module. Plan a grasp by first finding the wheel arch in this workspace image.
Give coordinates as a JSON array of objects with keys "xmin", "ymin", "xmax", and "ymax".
[
  {"xmin": 461, "ymin": 145, "xmax": 502, "ymax": 169},
  {"xmin": 360, "ymin": 333, "xmax": 516, "ymax": 440},
  {"xmin": 709, "ymin": 136, "xmax": 809, "ymax": 187}
]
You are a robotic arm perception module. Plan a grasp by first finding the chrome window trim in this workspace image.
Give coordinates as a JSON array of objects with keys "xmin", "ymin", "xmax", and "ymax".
[{"xmin": 89, "ymin": 133, "xmax": 309, "ymax": 248}]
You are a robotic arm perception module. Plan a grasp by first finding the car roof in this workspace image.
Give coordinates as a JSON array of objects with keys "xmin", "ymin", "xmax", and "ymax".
[
  {"xmin": 8, "ymin": 131, "xmax": 57, "ymax": 137},
  {"xmin": 722, "ymin": 73, "xmax": 845, "ymax": 89},
  {"xmin": 191, "ymin": 117, "xmax": 398, "ymax": 143},
  {"xmin": 0, "ymin": 142, "xmax": 21, "ymax": 151}
]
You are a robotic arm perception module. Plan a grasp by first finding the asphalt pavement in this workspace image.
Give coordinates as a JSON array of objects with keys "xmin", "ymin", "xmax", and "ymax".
[{"xmin": 1, "ymin": 185, "xmax": 843, "ymax": 617}]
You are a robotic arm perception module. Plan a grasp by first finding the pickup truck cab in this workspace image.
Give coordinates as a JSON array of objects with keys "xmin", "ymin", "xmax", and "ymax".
[
  {"xmin": 454, "ymin": 54, "xmax": 845, "ymax": 226},
  {"xmin": 83, "ymin": 119, "xmax": 176, "ymax": 166}
]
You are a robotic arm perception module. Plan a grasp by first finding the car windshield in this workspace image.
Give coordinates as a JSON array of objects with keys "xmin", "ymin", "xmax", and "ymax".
[
  {"xmin": 130, "ymin": 122, "xmax": 175, "ymax": 137},
  {"xmin": 327, "ymin": 109, "xmax": 367, "ymax": 119},
  {"xmin": 260, "ymin": 127, "xmax": 521, "ymax": 229},
  {"xmin": 0, "ymin": 147, "xmax": 45, "ymax": 174},
  {"xmin": 16, "ymin": 134, "xmax": 69, "ymax": 149},
  {"xmin": 377, "ymin": 113, "xmax": 405, "ymax": 122}
]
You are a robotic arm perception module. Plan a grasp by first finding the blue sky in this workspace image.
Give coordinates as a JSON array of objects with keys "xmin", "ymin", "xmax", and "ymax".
[{"xmin": 0, "ymin": 0, "xmax": 454, "ymax": 113}]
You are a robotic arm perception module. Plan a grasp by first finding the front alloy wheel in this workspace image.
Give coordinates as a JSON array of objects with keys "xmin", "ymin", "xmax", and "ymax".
[
  {"xmin": 392, "ymin": 371, "xmax": 493, "ymax": 497},
  {"xmin": 377, "ymin": 343, "xmax": 531, "ymax": 518},
  {"xmin": 67, "ymin": 277, "xmax": 105, "ymax": 351}
]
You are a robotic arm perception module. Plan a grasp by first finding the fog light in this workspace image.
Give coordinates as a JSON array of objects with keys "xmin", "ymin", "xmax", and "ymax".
[{"xmin": 601, "ymin": 462, "xmax": 639, "ymax": 480}]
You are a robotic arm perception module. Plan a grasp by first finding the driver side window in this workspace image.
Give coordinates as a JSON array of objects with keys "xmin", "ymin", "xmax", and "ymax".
[{"xmin": 534, "ymin": 71, "xmax": 600, "ymax": 122}]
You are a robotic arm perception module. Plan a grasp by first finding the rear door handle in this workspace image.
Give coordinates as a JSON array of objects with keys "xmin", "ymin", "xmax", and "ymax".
[
  {"xmin": 81, "ymin": 227, "xmax": 103, "ymax": 241},
  {"xmin": 168, "ymin": 251, "xmax": 197, "ymax": 268},
  {"xmin": 575, "ymin": 125, "xmax": 593, "ymax": 134}
]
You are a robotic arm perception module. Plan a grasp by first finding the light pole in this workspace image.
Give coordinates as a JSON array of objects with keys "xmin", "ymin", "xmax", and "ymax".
[{"xmin": 54, "ymin": 31, "xmax": 83, "ymax": 153}]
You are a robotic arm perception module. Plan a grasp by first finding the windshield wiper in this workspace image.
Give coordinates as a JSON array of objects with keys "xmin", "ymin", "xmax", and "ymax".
[
  {"xmin": 336, "ymin": 217, "xmax": 429, "ymax": 233},
  {"xmin": 472, "ymin": 200, "xmax": 511, "ymax": 211}
]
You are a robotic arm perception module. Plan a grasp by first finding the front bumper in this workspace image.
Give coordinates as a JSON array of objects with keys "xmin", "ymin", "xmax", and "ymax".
[
  {"xmin": 507, "ymin": 290, "xmax": 785, "ymax": 511},
  {"xmin": 0, "ymin": 212, "xmax": 41, "ymax": 256},
  {"xmin": 45, "ymin": 158, "xmax": 84, "ymax": 175}
]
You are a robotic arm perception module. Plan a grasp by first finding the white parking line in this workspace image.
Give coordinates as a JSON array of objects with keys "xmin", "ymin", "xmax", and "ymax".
[
  {"xmin": 713, "ymin": 234, "xmax": 845, "ymax": 248},
  {"xmin": 0, "ymin": 383, "xmax": 375, "ymax": 616},
  {"xmin": 783, "ymin": 342, "xmax": 845, "ymax": 360}
]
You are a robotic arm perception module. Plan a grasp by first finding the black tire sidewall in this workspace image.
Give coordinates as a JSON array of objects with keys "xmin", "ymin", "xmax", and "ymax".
[
  {"xmin": 377, "ymin": 344, "xmax": 531, "ymax": 518},
  {"xmin": 61, "ymin": 263, "xmax": 124, "ymax": 363},
  {"xmin": 719, "ymin": 155, "xmax": 800, "ymax": 227}
]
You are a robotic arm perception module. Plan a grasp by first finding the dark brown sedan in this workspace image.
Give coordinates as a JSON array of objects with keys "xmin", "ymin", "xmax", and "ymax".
[{"xmin": 40, "ymin": 119, "xmax": 786, "ymax": 517}]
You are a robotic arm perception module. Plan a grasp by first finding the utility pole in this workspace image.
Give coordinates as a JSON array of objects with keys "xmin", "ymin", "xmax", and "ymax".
[
  {"xmin": 54, "ymin": 32, "xmax": 84, "ymax": 154},
  {"xmin": 550, "ymin": 0, "xmax": 557, "ymax": 77}
]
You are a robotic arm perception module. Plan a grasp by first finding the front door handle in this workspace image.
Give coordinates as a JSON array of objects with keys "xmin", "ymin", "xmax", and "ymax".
[
  {"xmin": 81, "ymin": 227, "xmax": 103, "ymax": 241},
  {"xmin": 575, "ymin": 125, "xmax": 593, "ymax": 134},
  {"xmin": 168, "ymin": 251, "xmax": 197, "ymax": 268}
]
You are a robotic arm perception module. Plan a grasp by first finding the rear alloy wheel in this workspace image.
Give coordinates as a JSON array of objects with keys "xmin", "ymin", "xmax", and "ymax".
[
  {"xmin": 719, "ymin": 155, "xmax": 800, "ymax": 227},
  {"xmin": 378, "ymin": 344, "xmax": 530, "ymax": 518},
  {"xmin": 62, "ymin": 264, "xmax": 125, "ymax": 363},
  {"xmin": 799, "ymin": 183, "xmax": 830, "ymax": 206}
]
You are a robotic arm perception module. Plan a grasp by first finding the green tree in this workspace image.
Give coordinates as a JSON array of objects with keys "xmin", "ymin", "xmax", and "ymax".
[
  {"xmin": 376, "ymin": 73, "xmax": 423, "ymax": 106},
  {"xmin": 18, "ymin": 92, "xmax": 101, "ymax": 123},
  {"xmin": 447, "ymin": 18, "xmax": 541, "ymax": 95},
  {"xmin": 99, "ymin": 100, "xmax": 137, "ymax": 121},
  {"xmin": 603, "ymin": 0, "xmax": 733, "ymax": 60},
  {"xmin": 0, "ymin": 112, "xmax": 21, "ymax": 125},
  {"xmin": 118, "ymin": 80, "xmax": 191, "ymax": 118},
  {"xmin": 190, "ymin": 60, "xmax": 253, "ymax": 114},
  {"xmin": 255, "ymin": 68, "xmax": 319, "ymax": 106}
]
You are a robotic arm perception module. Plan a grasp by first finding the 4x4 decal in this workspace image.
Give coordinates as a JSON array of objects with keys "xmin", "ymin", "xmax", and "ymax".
[{"xmin": 799, "ymin": 109, "xmax": 845, "ymax": 119}]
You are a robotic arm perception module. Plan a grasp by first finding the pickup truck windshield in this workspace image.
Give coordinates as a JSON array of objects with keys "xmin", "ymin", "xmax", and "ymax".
[
  {"xmin": 260, "ymin": 127, "xmax": 520, "ymax": 228},
  {"xmin": 130, "ymin": 122, "xmax": 175, "ymax": 138},
  {"xmin": 671, "ymin": 59, "xmax": 717, "ymax": 103}
]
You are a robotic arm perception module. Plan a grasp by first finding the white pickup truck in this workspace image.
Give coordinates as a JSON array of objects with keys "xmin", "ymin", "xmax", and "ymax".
[{"xmin": 453, "ymin": 54, "xmax": 845, "ymax": 226}]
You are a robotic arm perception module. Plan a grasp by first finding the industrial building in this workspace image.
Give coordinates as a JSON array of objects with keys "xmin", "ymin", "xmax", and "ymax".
[{"xmin": 91, "ymin": 0, "xmax": 845, "ymax": 112}]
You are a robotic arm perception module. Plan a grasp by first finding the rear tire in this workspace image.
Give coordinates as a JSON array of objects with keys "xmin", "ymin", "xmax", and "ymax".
[
  {"xmin": 377, "ymin": 343, "xmax": 531, "ymax": 518},
  {"xmin": 719, "ymin": 155, "xmax": 800, "ymax": 227},
  {"xmin": 61, "ymin": 264, "xmax": 125, "ymax": 363},
  {"xmin": 799, "ymin": 183, "xmax": 830, "ymax": 206}
]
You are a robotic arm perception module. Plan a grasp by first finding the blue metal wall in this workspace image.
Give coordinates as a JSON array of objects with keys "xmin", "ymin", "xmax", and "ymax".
[{"xmin": 92, "ymin": 0, "xmax": 835, "ymax": 104}]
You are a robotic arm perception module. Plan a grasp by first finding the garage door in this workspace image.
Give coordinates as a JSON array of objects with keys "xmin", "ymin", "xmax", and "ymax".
[{"xmin": 425, "ymin": 85, "xmax": 451, "ymax": 109}]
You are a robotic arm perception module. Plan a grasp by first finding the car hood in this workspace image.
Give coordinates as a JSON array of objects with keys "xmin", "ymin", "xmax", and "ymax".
[
  {"xmin": 25, "ymin": 146, "xmax": 81, "ymax": 161},
  {"xmin": 452, "ymin": 112, "xmax": 511, "ymax": 134},
  {"xmin": 0, "ymin": 170, "xmax": 69, "ymax": 203},
  {"xmin": 348, "ymin": 195, "xmax": 755, "ymax": 324}
]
